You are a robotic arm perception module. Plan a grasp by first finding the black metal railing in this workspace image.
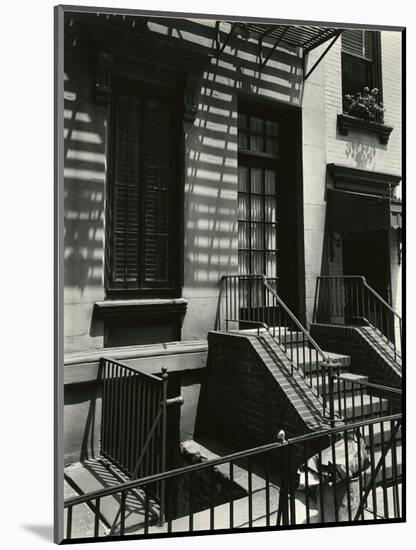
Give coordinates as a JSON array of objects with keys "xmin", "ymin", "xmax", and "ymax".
[
  {"xmin": 99, "ymin": 358, "xmax": 183, "ymax": 528},
  {"xmin": 327, "ymin": 370, "xmax": 402, "ymax": 423},
  {"xmin": 217, "ymin": 274, "xmax": 340, "ymax": 420},
  {"xmin": 64, "ymin": 413, "xmax": 402, "ymax": 539},
  {"xmin": 100, "ymin": 358, "xmax": 168, "ymax": 482},
  {"xmin": 313, "ymin": 276, "xmax": 402, "ymax": 361}
]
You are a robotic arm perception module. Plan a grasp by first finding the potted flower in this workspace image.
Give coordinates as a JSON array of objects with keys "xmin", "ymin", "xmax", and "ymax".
[{"xmin": 343, "ymin": 87, "xmax": 384, "ymax": 123}]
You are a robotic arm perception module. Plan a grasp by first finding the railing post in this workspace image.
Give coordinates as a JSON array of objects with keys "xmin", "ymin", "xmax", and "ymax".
[
  {"xmin": 276, "ymin": 430, "xmax": 289, "ymax": 526},
  {"xmin": 312, "ymin": 277, "xmax": 320, "ymax": 323},
  {"xmin": 159, "ymin": 366, "xmax": 168, "ymax": 527},
  {"xmin": 327, "ymin": 362, "xmax": 336, "ymax": 428}
]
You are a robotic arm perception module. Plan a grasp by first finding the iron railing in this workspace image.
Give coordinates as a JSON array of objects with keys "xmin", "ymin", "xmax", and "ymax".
[
  {"xmin": 99, "ymin": 358, "xmax": 183, "ymax": 527},
  {"xmin": 313, "ymin": 276, "xmax": 402, "ymax": 361},
  {"xmin": 327, "ymin": 370, "xmax": 402, "ymax": 423},
  {"xmin": 217, "ymin": 274, "xmax": 339, "ymax": 420},
  {"xmin": 64, "ymin": 413, "xmax": 402, "ymax": 539}
]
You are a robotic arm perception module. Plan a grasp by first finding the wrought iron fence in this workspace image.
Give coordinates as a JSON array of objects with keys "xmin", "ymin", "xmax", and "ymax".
[{"xmin": 64, "ymin": 413, "xmax": 402, "ymax": 539}]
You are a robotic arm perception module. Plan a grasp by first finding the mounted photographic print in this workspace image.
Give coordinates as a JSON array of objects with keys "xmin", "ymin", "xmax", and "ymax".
[{"xmin": 54, "ymin": 4, "xmax": 405, "ymax": 543}]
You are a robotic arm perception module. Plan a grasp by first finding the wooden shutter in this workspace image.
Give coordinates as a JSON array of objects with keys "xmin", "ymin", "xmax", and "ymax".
[
  {"xmin": 111, "ymin": 95, "xmax": 141, "ymax": 285},
  {"xmin": 143, "ymin": 98, "xmax": 170, "ymax": 286},
  {"xmin": 342, "ymin": 30, "xmax": 373, "ymax": 60},
  {"xmin": 109, "ymin": 86, "xmax": 175, "ymax": 293}
]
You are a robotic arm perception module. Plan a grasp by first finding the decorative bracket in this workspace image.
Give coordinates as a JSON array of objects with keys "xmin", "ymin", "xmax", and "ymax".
[{"xmin": 95, "ymin": 51, "xmax": 114, "ymax": 105}]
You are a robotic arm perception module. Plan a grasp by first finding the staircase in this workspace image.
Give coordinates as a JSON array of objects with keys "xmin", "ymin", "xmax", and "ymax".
[{"xmin": 63, "ymin": 275, "xmax": 402, "ymax": 540}]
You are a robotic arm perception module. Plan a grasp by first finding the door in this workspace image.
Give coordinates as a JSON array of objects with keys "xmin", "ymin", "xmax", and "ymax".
[{"xmin": 237, "ymin": 101, "xmax": 301, "ymax": 323}]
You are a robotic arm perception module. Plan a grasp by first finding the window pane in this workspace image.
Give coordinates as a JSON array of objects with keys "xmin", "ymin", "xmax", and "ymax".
[
  {"xmin": 238, "ymin": 251, "xmax": 250, "ymax": 275},
  {"xmin": 238, "ymin": 195, "xmax": 249, "ymax": 220},
  {"xmin": 252, "ymin": 251, "xmax": 264, "ymax": 274},
  {"xmin": 265, "ymin": 197, "xmax": 276, "ymax": 222},
  {"xmin": 266, "ymin": 121, "xmax": 278, "ymax": 137},
  {"xmin": 238, "ymin": 131, "xmax": 248, "ymax": 150},
  {"xmin": 250, "ymin": 117, "xmax": 264, "ymax": 152},
  {"xmin": 342, "ymin": 55, "xmax": 371, "ymax": 95},
  {"xmin": 266, "ymin": 137, "xmax": 279, "ymax": 156},
  {"xmin": 251, "ymin": 223, "xmax": 264, "ymax": 249},
  {"xmin": 238, "ymin": 222, "xmax": 249, "ymax": 249},
  {"xmin": 251, "ymin": 168, "xmax": 263, "ymax": 193},
  {"xmin": 251, "ymin": 195, "xmax": 262, "ymax": 221},
  {"xmin": 266, "ymin": 251, "xmax": 277, "ymax": 278},
  {"xmin": 238, "ymin": 166, "xmax": 249, "ymax": 192},
  {"xmin": 265, "ymin": 170, "xmax": 276, "ymax": 195},
  {"xmin": 265, "ymin": 224, "xmax": 277, "ymax": 249}
]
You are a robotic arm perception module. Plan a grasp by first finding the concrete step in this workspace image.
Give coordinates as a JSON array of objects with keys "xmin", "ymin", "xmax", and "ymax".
[
  {"xmin": 361, "ymin": 420, "xmax": 402, "ymax": 448},
  {"xmin": 64, "ymin": 478, "xmax": 107, "ymax": 538},
  {"xmin": 236, "ymin": 327, "xmax": 305, "ymax": 345},
  {"xmin": 363, "ymin": 444, "xmax": 402, "ymax": 486},
  {"xmin": 311, "ymin": 372, "xmax": 369, "ymax": 398},
  {"xmin": 181, "ymin": 438, "xmax": 279, "ymax": 494},
  {"xmin": 363, "ymin": 483, "xmax": 403, "ymax": 520},
  {"xmin": 64, "ymin": 460, "xmax": 159, "ymax": 536},
  {"xmin": 331, "ymin": 394, "xmax": 390, "ymax": 420},
  {"xmin": 137, "ymin": 485, "xmax": 319, "ymax": 534}
]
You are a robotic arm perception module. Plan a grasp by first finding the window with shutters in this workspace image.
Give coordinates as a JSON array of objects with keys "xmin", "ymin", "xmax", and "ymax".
[
  {"xmin": 106, "ymin": 79, "xmax": 181, "ymax": 298},
  {"xmin": 341, "ymin": 30, "xmax": 383, "ymax": 111}
]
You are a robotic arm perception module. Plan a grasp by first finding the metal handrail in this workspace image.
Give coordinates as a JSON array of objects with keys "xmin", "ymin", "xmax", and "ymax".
[
  {"xmin": 262, "ymin": 276, "xmax": 328, "ymax": 364},
  {"xmin": 316, "ymin": 275, "xmax": 402, "ymax": 324},
  {"xmin": 332, "ymin": 375, "xmax": 402, "ymax": 395},
  {"xmin": 64, "ymin": 412, "xmax": 402, "ymax": 508},
  {"xmin": 221, "ymin": 274, "xmax": 329, "ymax": 363},
  {"xmin": 313, "ymin": 275, "xmax": 402, "ymax": 360}
]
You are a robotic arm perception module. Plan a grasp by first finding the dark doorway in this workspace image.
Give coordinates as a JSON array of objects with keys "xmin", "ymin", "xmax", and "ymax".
[
  {"xmin": 342, "ymin": 229, "xmax": 390, "ymax": 301},
  {"xmin": 342, "ymin": 229, "xmax": 392, "ymax": 335}
]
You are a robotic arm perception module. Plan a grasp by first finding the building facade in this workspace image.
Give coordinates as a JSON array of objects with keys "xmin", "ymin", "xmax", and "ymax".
[{"xmin": 62, "ymin": 12, "xmax": 402, "ymax": 465}]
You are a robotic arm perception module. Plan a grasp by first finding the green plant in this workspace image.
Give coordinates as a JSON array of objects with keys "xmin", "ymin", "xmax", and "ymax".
[{"xmin": 343, "ymin": 87, "xmax": 384, "ymax": 122}]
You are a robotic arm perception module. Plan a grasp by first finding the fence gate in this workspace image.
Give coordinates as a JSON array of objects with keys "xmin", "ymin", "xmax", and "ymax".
[{"xmin": 99, "ymin": 358, "xmax": 168, "ymax": 487}]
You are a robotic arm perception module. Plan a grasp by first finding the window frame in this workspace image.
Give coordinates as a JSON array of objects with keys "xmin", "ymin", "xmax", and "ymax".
[
  {"xmin": 105, "ymin": 77, "xmax": 183, "ymax": 299},
  {"xmin": 341, "ymin": 30, "xmax": 383, "ymax": 120},
  {"xmin": 237, "ymin": 108, "xmax": 280, "ymax": 280}
]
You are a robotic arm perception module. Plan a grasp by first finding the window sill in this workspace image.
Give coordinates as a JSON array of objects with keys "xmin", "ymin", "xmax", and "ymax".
[
  {"xmin": 337, "ymin": 113, "xmax": 393, "ymax": 145},
  {"xmin": 94, "ymin": 298, "xmax": 188, "ymax": 321}
]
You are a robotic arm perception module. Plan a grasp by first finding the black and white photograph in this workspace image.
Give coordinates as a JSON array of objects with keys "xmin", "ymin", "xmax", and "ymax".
[{"xmin": 54, "ymin": 4, "xmax": 404, "ymax": 544}]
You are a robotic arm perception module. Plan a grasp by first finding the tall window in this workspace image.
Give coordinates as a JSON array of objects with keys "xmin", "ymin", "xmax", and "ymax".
[
  {"xmin": 106, "ymin": 79, "xmax": 181, "ymax": 298},
  {"xmin": 341, "ymin": 30, "xmax": 382, "ymax": 113},
  {"xmin": 238, "ymin": 112, "xmax": 278, "ymax": 280}
]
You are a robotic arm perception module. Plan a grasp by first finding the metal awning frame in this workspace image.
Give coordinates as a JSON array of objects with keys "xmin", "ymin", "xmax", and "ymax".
[
  {"xmin": 214, "ymin": 21, "xmax": 343, "ymax": 77},
  {"xmin": 302, "ymin": 29, "xmax": 343, "ymax": 80}
]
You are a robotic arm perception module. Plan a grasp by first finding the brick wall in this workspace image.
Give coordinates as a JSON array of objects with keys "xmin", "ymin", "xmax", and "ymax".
[
  {"xmin": 310, "ymin": 323, "xmax": 401, "ymax": 389},
  {"xmin": 206, "ymin": 331, "xmax": 327, "ymax": 454},
  {"xmin": 323, "ymin": 31, "xmax": 402, "ymax": 176}
]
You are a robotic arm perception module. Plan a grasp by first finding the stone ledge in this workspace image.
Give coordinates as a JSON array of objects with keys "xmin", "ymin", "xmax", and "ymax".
[
  {"xmin": 94, "ymin": 298, "xmax": 188, "ymax": 321},
  {"xmin": 64, "ymin": 340, "xmax": 208, "ymax": 384},
  {"xmin": 337, "ymin": 113, "xmax": 393, "ymax": 145}
]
